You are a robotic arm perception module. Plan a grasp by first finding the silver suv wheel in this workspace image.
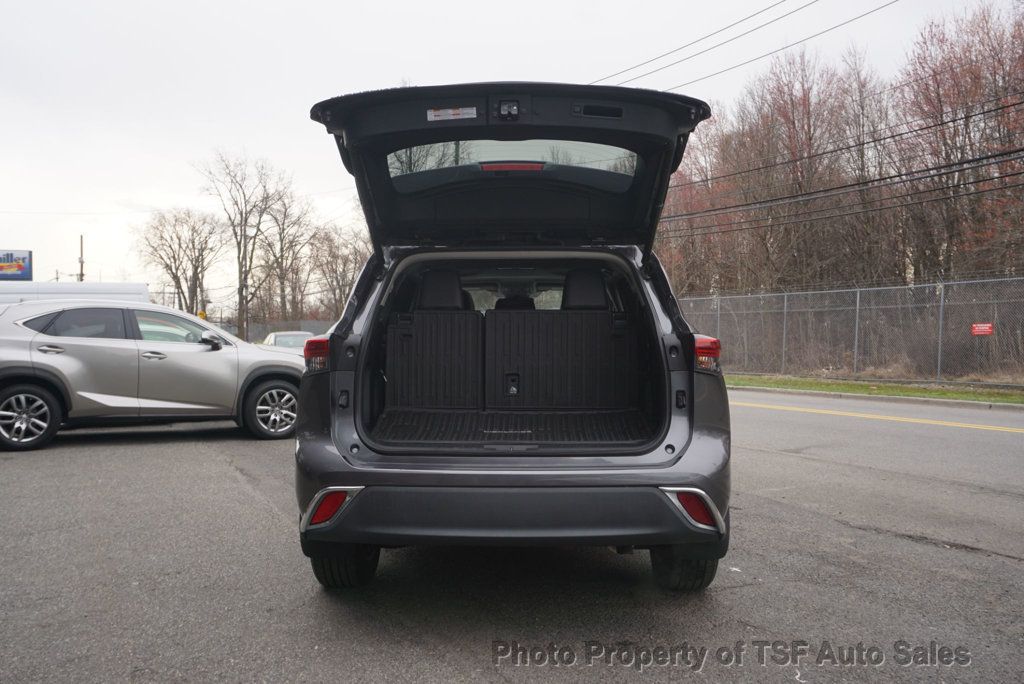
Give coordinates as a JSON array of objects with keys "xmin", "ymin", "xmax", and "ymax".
[
  {"xmin": 0, "ymin": 393, "xmax": 51, "ymax": 443},
  {"xmin": 255, "ymin": 388, "xmax": 297, "ymax": 433}
]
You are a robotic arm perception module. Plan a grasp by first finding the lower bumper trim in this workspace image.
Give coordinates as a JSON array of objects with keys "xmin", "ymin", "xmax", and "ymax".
[{"xmin": 300, "ymin": 485, "xmax": 727, "ymax": 553}]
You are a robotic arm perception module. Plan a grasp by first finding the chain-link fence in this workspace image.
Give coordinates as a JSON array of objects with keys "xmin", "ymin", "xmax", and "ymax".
[{"xmin": 679, "ymin": 277, "xmax": 1024, "ymax": 386}]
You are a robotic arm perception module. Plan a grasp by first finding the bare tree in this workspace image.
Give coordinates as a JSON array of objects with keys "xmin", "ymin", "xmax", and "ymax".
[
  {"xmin": 138, "ymin": 209, "xmax": 226, "ymax": 314},
  {"xmin": 657, "ymin": 3, "xmax": 1024, "ymax": 295},
  {"xmin": 309, "ymin": 223, "xmax": 373, "ymax": 319},
  {"xmin": 260, "ymin": 190, "xmax": 317, "ymax": 320},
  {"xmin": 201, "ymin": 152, "xmax": 286, "ymax": 339},
  {"xmin": 388, "ymin": 142, "xmax": 462, "ymax": 176}
]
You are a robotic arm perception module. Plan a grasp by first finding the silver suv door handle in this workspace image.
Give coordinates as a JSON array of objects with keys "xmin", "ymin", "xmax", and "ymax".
[
  {"xmin": 141, "ymin": 351, "xmax": 167, "ymax": 360},
  {"xmin": 37, "ymin": 345, "xmax": 65, "ymax": 354}
]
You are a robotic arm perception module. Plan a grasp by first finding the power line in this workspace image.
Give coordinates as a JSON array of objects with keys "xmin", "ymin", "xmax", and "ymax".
[
  {"xmin": 659, "ymin": 175, "xmax": 1024, "ymax": 239},
  {"xmin": 662, "ymin": 146, "xmax": 1024, "ymax": 222},
  {"xmin": 678, "ymin": 130, "xmax": 1018, "ymax": 207},
  {"xmin": 661, "ymin": 157, "xmax": 1024, "ymax": 233},
  {"xmin": 589, "ymin": 0, "xmax": 792, "ymax": 84},
  {"xmin": 669, "ymin": 96, "xmax": 1024, "ymax": 190},
  {"xmin": 677, "ymin": 88, "xmax": 1021, "ymax": 190},
  {"xmin": 678, "ymin": 126, "xmax": 1019, "ymax": 207},
  {"xmin": 615, "ymin": 0, "xmax": 824, "ymax": 86},
  {"xmin": 665, "ymin": 0, "xmax": 904, "ymax": 91}
]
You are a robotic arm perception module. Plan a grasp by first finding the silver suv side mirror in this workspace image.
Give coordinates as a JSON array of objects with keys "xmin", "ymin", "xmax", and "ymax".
[{"xmin": 200, "ymin": 330, "xmax": 224, "ymax": 350}]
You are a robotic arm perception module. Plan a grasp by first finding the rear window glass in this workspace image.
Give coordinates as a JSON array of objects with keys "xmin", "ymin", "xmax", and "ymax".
[
  {"xmin": 463, "ymin": 285, "xmax": 563, "ymax": 311},
  {"xmin": 47, "ymin": 308, "xmax": 126, "ymax": 339},
  {"xmin": 533, "ymin": 287, "xmax": 563, "ymax": 310},
  {"xmin": 387, "ymin": 139, "xmax": 636, "ymax": 177}
]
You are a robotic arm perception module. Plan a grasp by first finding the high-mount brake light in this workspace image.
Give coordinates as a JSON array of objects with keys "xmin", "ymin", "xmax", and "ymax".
[
  {"xmin": 303, "ymin": 336, "xmax": 330, "ymax": 373},
  {"xmin": 479, "ymin": 162, "xmax": 545, "ymax": 172},
  {"xmin": 694, "ymin": 335, "xmax": 721, "ymax": 373}
]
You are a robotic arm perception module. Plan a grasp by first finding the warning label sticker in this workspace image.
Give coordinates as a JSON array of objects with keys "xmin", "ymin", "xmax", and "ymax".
[{"xmin": 426, "ymin": 106, "xmax": 477, "ymax": 122}]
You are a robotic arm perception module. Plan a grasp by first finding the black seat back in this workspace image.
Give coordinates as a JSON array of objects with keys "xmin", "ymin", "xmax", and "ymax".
[
  {"xmin": 385, "ymin": 270, "xmax": 483, "ymax": 409},
  {"xmin": 486, "ymin": 268, "xmax": 637, "ymax": 409}
]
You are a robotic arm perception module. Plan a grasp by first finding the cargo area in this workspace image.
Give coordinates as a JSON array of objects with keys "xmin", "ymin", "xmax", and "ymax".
[{"xmin": 357, "ymin": 257, "xmax": 667, "ymax": 452}]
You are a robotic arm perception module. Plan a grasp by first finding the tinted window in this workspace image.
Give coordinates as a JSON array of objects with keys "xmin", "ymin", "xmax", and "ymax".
[
  {"xmin": 48, "ymin": 308, "xmax": 126, "ymax": 339},
  {"xmin": 23, "ymin": 311, "xmax": 59, "ymax": 332},
  {"xmin": 135, "ymin": 310, "xmax": 207, "ymax": 344},
  {"xmin": 463, "ymin": 288, "xmax": 497, "ymax": 311},
  {"xmin": 533, "ymin": 287, "xmax": 563, "ymax": 310},
  {"xmin": 387, "ymin": 139, "xmax": 637, "ymax": 177}
]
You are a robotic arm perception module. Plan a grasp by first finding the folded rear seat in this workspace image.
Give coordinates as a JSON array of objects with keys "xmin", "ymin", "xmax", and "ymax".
[
  {"xmin": 385, "ymin": 270, "xmax": 482, "ymax": 409},
  {"xmin": 485, "ymin": 269, "xmax": 638, "ymax": 410}
]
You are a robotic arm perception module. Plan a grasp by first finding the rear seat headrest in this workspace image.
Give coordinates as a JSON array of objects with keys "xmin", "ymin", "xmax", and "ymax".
[
  {"xmin": 494, "ymin": 293, "xmax": 536, "ymax": 310},
  {"xmin": 418, "ymin": 270, "xmax": 465, "ymax": 310},
  {"xmin": 561, "ymin": 269, "xmax": 608, "ymax": 310}
]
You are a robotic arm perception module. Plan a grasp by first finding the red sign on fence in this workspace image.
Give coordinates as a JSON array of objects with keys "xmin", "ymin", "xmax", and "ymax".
[{"xmin": 971, "ymin": 322, "xmax": 994, "ymax": 336}]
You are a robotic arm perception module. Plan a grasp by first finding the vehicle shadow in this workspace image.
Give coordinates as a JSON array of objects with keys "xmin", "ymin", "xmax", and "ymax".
[
  {"xmin": 314, "ymin": 545, "xmax": 721, "ymax": 639},
  {"xmin": 52, "ymin": 422, "xmax": 247, "ymax": 447}
]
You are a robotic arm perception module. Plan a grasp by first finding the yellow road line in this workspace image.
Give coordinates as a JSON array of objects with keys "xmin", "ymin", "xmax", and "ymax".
[{"xmin": 731, "ymin": 401, "xmax": 1024, "ymax": 434}]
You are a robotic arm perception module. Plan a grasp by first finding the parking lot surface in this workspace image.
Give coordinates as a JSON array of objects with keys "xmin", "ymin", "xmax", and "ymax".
[{"xmin": 2, "ymin": 389, "xmax": 1022, "ymax": 681}]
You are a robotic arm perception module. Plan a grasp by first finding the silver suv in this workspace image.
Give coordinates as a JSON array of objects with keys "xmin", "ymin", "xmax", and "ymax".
[{"xmin": 0, "ymin": 300, "xmax": 304, "ymax": 450}]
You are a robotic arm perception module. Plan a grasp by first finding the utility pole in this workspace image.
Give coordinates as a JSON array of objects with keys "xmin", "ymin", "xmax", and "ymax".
[{"xmin": 77, "ymin": 234, "xmax": 85, "ymax": 282}]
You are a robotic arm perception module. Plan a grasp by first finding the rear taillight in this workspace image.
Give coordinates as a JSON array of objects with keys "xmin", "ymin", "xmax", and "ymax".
[
  {"xmin": 694, "ymin": 335, "xmax": 721, "ymax": 373},
  {"xmin": 675, "ymin": 492, "xmax": 716, "ymax": 528},
  {"xmin": 309, "ymin": 491, "xmax": 348, "ymax": 525},
  {"xmin": 303, "ymin": 336, "xmax": 330, "ymax": 373}
]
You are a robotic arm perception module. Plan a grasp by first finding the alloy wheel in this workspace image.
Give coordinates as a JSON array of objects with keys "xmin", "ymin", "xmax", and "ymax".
[
  {"xmin": 255, "ymin": 388, "xmax": 297, "ymax": 433},
  {"xmin": 0, "ymin": 393, "xmax": 51, "ymax": 443}
]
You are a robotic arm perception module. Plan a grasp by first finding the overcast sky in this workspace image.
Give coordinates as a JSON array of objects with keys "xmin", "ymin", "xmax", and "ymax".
[{"xmin": 1, "ymin": 0, "xmax": 1013, "ymax": 305}]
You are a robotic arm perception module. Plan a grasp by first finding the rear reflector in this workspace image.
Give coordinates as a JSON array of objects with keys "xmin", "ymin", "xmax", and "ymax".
[
  {"xmin": 694, "ymin": 334, "xmax": 721, "ymax": 372},
  {"xmin": 676, "ymin": 492, "xmax": 716, "ymax": 528},
  {"xmin": 480, "ymin": 162, "xmax": 545, "ymax": 172},
  {"xmin": 303, "ymin": 336, "xmax": 330, "ymax": 373},
  {"xmin": 309, "ymin": 491, "xmax": 348, "ymax": 525}
]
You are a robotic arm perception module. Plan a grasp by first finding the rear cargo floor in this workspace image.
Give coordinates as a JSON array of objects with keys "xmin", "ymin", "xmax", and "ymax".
[{"xmin": 371, "ymin": 409, "xmax": 655, "ymax": 445}]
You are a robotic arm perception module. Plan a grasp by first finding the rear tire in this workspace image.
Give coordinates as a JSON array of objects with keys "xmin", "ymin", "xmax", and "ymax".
[
  {"xmin": 310, "ymin": 545, "xmax": 381, "ymax": 589},
  {"xmin": 243, "ymin": 379, "xmax": 298, "ymax": 439},
  {"xmin": 0, "ymin": 384, "xmax": 62, "ymax": 452},
  {"xmin": 650, "ymin": 546, "xmax": 719, "ymax": 591}
]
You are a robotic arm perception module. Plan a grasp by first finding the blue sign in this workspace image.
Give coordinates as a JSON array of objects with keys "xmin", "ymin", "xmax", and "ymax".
[{"xmin": 0, "ymin": 250, "xmax": 32, "ymax": 281}]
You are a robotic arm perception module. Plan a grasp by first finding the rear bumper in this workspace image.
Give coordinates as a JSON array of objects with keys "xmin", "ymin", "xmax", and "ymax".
[{"xmin": 299, "ymin": 485, "xmax": 729, "ymax": 557}]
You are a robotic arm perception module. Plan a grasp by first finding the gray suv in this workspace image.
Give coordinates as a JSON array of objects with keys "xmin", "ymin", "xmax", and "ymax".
[
  {"xmin": 0, "ymin": 300, "xmax": 304, "ymax": 450},
  {"xmin": 296, "ymin": 83, "xmax": 730, "ymax": 591}
]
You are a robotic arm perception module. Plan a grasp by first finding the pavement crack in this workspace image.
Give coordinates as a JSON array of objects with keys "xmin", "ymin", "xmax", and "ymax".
[
  {"xmin": 222, "ymin": 452, "xmax": 296, "ymax": 526},
  {"xmin": 832, "ymin": 518, "xmax": 1024, "ymax": 562},
  {"xmin": 737, "ymin": 443, "xmax": 1024, "ymax": 501},
  {"xmin": 738, "ymin": 488, "xmax": 1024, "ymax": 562}
]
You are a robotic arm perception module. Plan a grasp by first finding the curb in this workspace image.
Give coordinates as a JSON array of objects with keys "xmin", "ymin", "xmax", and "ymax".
[{"xmin": 726, "ymin": 385, "xmax": 1024, "ymax": 412}]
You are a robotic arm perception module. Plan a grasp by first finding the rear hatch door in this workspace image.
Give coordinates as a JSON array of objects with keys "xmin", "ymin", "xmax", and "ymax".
[{"xmin": 310, "ymin": 82, "xmax": 710, "ymax": 258}]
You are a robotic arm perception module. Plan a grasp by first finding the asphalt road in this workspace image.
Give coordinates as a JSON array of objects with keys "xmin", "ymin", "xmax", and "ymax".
[{"xmin": 2, "ymin": 388, "xmax": 1022, "ymax": 682}]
